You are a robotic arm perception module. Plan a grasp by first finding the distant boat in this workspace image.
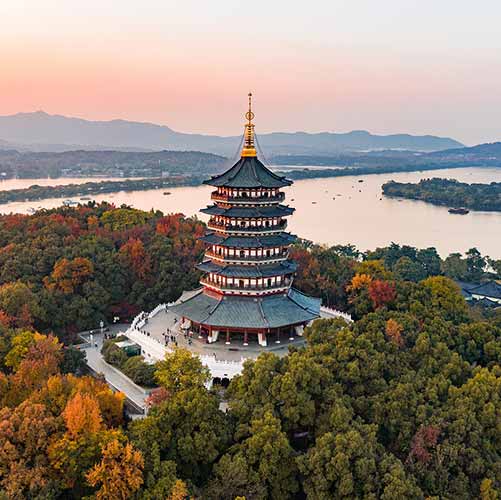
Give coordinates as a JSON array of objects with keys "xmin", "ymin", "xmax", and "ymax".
[
  {"xmin": 163, "ymin": 192, "xmax": 171, "ymax": 195},
  {"xmin": 448, "ymin": 207, "xmax": 470, "ymax": 215},
  {"xmin": 358, "ymin": 179, "xmax": 364, "ymax": 183},
  {"xmin": 80, "ymin": 196, "xmax": 91, "ymax": 201},
  {"xmin": 312, "ymin": 201, "xmax": 317, "ymax": 204}
]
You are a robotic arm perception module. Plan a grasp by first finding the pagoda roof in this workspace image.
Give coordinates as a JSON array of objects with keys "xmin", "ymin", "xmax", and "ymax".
[
  {"xmin": 204, "ymin": 156, "xmax": 292, "ymax": 188},
  {"xmin": 196, "ymin": 260, "xmax": 297, "ymax": 278},
  {"xmin": 200, "ymin": 232, "xmax": 297, "ymax": 248},
  {"xmin": 469, "ymin": 280, "xmax": 501, "ymax": 300},
  {"xmin": 170, "ymin": 287, "xmax": 320, "ymax": 329},
  {"xmin": 200, "ymin": 204, "xmax": 294, "ymax": 218}
]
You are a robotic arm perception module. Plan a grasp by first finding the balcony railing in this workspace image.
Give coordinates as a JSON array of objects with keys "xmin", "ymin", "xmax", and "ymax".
[
  {"xmin": 205, "ymin": 250, "xmax": 289, "ymax": 263},
  {"xmin": 207, "ymin": 220, "xmax": 287, "ymax": 234},
  {"xmin": 211, "ymin": 191, "xmax": 285, "ymax": 204},
  {"xmin": 200, "ymin": 277, "xmax": 291, "ymax": 293}
]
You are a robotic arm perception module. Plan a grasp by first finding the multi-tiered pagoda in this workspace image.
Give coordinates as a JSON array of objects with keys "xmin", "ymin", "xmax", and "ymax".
[{"xmin": 172, "ymin": 94, "xmax": 320, "ymax": 347}]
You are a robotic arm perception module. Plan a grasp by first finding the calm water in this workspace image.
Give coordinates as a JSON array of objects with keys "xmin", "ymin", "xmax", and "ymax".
[{"xmin": 0, "ymin": 167, "xmax": 499, "ymax": 258}]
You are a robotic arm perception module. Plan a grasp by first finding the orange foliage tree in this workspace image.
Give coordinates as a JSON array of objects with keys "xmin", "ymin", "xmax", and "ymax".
[
  {"xmin": 119, "ymin": 238, "xmax": 151, "ymax": 280},
  {"xmin": 86, "ymin": 439, "xmax": 144, "ymax": 500},
  {"xmin": 63, "ymin": 392, "xmax": 103, "ymax": 437},
  {"xmin": 46, "ymin": 257, "xmax": 94, "ymax": 294},
  {"xmin": 385, "ymin": 318, "xmax": 404, "ymax": 348}
]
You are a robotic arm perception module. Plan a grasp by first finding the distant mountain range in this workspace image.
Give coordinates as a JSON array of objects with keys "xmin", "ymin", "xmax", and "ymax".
[{"xmin": 0, "ymin": 111, "xmax": 463, "ymax": 155}]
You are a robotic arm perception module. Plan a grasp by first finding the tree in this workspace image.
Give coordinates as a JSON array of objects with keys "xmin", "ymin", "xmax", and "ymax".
[
  {"xmin": 465, "ymin": 247, "xmax": 487, "ymax": 281},
  {"xmin": 442, "ymin": 252, "xmax": 468, "ymax": 280},
  {"xmin": 393, "ymin": 256, "xmax": 425, "ymax": 282},
  {"xmin": 298, "ymin": 402, "xmax": 421, "ymax": 499},
  {"xmin": 155, "ymin": 348, "xmax": 210, "ymax": 394},
  {"xmin": 46, "ymin": 257, "xmax": 94, "ymax": 294},
  {"xmin": 60, "ymin": 346, "xmax": 87, "ymax": 374},
  {"xmin": 0, "ymin": 281, "xmax": 40, "ymax": 327},
  {"xmin": 129, "ymin": 385, "xmax": 229, "ymax": 485},
  {"xmin": 86, "ymin": 440, "xmax": 144, "ymax": 500},
  {"xmin": 418, "ymin": 276, "xmax": 469, "ymax": 323},
  {"xmin": 385, "ymin": 318, "xmax": 404, "ymax": 348},
  {"xmin": 205, "ymin": 453, "xmax": 266, "ymax": 500},
  {"xmin": 63, "ymin": 392, "xmax": 103, "ymax": 437},
  {"xmin": 221, "ymin": 411, "xmax": 298, "ymax": 500},
  {"xmin": 167, "ymin": 479, "xmax": 190, "ymax": 500},
  {"xmin": 368, "ymin": 280, "xmax": 396, "ymax": 309},
  {"xmin": 5, "ymin": 330, "xmax": 37, "ymax": 370},
  {"xmin": 119, "ymin": 238, "xmax": 151, "ymax": 280},
  {"xmin": 0, "ymin": 401, "xmax": 62, "ymax": 498}
]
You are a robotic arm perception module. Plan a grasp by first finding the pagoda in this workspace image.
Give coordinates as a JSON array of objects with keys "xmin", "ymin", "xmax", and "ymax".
[{"xmin": 172, "ymin": 94, "xmax": 320, "ymax": 347}]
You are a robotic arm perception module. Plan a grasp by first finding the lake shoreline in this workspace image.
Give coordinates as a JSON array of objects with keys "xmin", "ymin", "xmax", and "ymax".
[{"xmin": 0, "ymin": 162, "xmax": 493, "ymax": 206}]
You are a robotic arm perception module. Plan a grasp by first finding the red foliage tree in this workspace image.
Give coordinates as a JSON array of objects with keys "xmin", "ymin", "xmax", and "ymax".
[
  {"xmin": 368, "ymin": 279, "xmax": 396, "ymax": 309},
  {"xmin": 408, "ymin": 425, "xmax": 440, "ymax": 464}
]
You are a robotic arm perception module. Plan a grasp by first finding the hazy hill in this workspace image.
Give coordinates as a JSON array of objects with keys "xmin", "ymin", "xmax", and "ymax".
[
  {"xmin": 428, "ymin": 141, "xmax": 501, "ymax": 157},
  {"xmin": 0, "ymin": 111, "xmax": 463, "ymax": 155}
]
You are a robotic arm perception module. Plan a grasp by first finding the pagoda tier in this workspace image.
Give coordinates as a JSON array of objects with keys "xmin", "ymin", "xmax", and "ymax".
[{"xmin": 171, "ymin": 93, "xmax": 320, "ymax": 346}]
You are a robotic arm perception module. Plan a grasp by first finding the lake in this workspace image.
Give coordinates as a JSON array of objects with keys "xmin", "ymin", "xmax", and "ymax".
[{"xmin": 0, "ymin": 167, "xmax": 499, "ymax": 258}]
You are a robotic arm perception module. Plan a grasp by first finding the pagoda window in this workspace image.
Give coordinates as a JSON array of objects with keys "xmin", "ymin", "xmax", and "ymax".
[
  {"xmin": 239, "ymin": 279, "xmax": 245, "ymax": 288},
  {"xmin": 267, "ymin": 278, "xmax": 272, "ymax": 287},
  {"xmin": 266, "ymin": 249, "xmax": 271, "ymax": 257},
  {"xmin": 239, "ymin": 250, "xmax": 245, "ymax": 258}
]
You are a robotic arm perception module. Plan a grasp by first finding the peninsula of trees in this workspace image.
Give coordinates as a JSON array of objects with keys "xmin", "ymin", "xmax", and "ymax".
[
  {"xmin": 0, "ymin": 204, "xmax": 499, "ymax": 498},
  {"xmin": 382, "ymin": 178, "xmax": 501, "ymax": 211}
]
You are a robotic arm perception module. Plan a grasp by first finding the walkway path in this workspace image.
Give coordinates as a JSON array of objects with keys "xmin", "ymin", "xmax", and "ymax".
[{"xmin": 80, "ymin": 328, "xmax": 149, "ymax": 413}]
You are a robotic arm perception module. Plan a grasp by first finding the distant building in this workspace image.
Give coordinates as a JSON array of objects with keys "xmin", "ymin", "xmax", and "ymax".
[
  {"xmin": 456, "ymin": 280, "xmax": 501, "ymax": 307},
  {"xmin": 171, "ymin": 94, "xmax": 320, "ymax": 346}
]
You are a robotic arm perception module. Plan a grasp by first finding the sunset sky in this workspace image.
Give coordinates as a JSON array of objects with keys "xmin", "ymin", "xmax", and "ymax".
[{"xmin": 1, "ymin": 0, "xmax": 500, "ymax": 144}]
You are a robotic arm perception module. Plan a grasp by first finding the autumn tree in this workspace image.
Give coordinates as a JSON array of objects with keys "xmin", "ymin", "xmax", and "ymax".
[
  {"xmin": 368, "ymin": 279, "xmax": 397, "ymax": 309},
  {"xmin": 0, "ymin": 281, "xmax": 40, "ymax": 327},
  {"xmin": 0, "ymin": 401, "xmax": 62, "ymax": 498},
  {"xmin": 86, "ymin": 439, "xmax": 144, "ymax": 500},
  {"xmin": 46, "ymin": 257, "xmax": 94, "ymax": 294},
  {"xmin": 385, "ymin": 318, "xmax": 404, "ymax": 347}
]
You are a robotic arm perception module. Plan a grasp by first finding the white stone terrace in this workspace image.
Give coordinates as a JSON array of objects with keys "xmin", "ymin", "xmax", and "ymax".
[{"xmin": 125, "ymin": 294, "xmax": 352, "ymax": 380}]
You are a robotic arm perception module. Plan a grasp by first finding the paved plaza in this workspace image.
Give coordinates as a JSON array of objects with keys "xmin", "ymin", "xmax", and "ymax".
[{"xmin": 137, "ymin": 306, "xmax": 306, "ymax": 363}]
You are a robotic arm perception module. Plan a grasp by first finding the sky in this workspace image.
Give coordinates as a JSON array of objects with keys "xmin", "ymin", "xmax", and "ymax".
[{"xmin": 1, "ymin": 0, "xmax": 500, "ymax": 145}]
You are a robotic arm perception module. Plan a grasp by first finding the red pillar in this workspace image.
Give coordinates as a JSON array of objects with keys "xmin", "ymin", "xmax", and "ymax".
[
  {"xmin": 275, "ymin": 327, "xmax": 281, "ymax": 344},
  {"xmin": 226, "ymin": 329, "xmax": 231, "ymax": 345},
  {"xmin": 243, "ymin": 331, "xmax": 248, "ymax": 346}
]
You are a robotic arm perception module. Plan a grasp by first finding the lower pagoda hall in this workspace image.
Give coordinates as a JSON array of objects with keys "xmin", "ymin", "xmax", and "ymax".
[{"xmin": 171, "ymin": 94, "xmax": 320, "ymax": 347}]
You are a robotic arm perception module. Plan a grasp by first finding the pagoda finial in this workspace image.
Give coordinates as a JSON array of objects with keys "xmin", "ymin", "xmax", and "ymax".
[{"xmin": 241, "ymin": 92, "xmax": 257, "ymax": 157}]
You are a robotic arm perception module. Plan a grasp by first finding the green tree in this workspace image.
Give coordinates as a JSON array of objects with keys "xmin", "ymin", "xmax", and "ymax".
[{"xmin": 155, "ymin": 348, "xmax": 210, "ymax": 394}]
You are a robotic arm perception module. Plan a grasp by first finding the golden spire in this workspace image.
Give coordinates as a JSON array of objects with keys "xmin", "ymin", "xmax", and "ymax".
[{"xmin": 241, "ymin": 92, "xmax": 257, "ymax": 157}]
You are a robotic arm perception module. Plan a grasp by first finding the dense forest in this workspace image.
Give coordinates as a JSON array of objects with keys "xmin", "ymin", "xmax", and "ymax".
[
  {"xmin": 0, "ymin": 205, "xmax": 499, "ymax": 498},
  {"xmin": 382, "ymin": 178, "xmax": 501, "ymax": 211}
]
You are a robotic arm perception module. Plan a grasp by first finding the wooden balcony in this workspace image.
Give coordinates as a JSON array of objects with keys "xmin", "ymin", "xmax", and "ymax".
[
  {"xmin": 205, "ymin": 250, "xmax": 289, "ymax": 264},
  {"xmin": 207, "ymin": 220, "xmax": 287, "ymax": 234},
  {"xmin": 211, "ymin": 191, "xmax": 285, "ymax": 204},
  {"xmin": 200, "ymin": 277, "xmax": 291, "ymax": 294}
]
